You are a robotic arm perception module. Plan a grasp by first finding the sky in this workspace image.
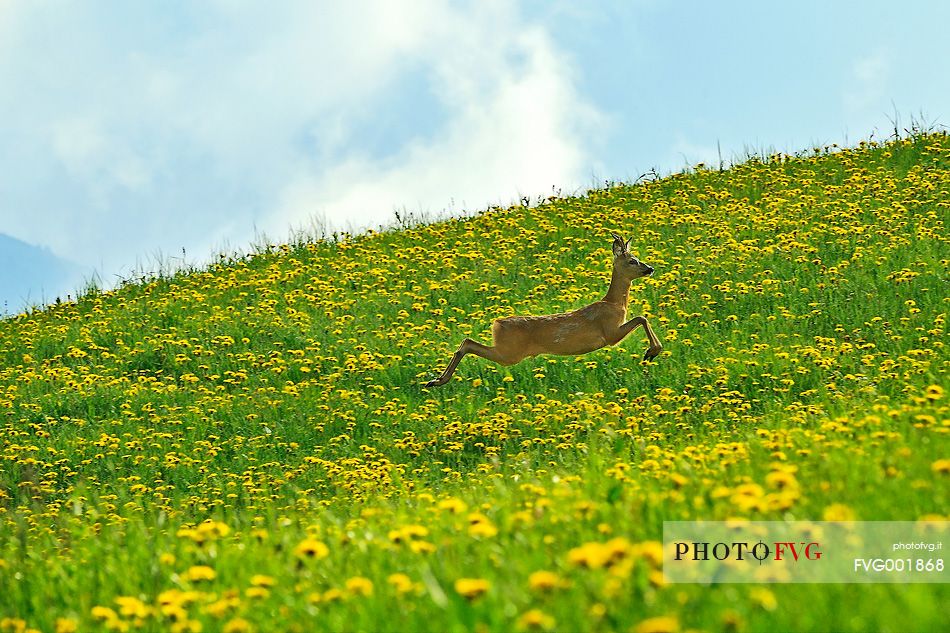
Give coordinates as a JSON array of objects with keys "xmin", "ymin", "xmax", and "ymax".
[{"xmin": 1, "ymin": 0, "xmax": 949, "ymax": 308}]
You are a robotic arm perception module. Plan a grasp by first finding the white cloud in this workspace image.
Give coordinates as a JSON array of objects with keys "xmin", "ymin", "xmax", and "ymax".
[
  {"xmin": 0, "ymin": 0, "xmax": 604, "ymax": 277},
  {"xmin": 270, "ymin": 13, "xmax": 604, "ymax": 235},
  {"xmin": 50, "ymin": 117, "xmax": 152, "ymax": 195}
]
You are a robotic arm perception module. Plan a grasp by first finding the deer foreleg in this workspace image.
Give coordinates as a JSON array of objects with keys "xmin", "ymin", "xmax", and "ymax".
[
  {"xmin": 424, "ymin": 338, "xmax": 509, "ymax": 387},
  {"xmin": 609, "ymin": 316, "xmax": 663, "ymax": 360}
]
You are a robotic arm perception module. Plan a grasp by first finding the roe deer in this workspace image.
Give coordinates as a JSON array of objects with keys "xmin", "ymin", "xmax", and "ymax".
[{"xmin": 424, "ymin": 233, "xmax": 663, "ymax": 387}]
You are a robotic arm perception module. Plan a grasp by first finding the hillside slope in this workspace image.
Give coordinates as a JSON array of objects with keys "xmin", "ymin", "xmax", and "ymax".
[{"xmin": 1, "ymin": 134, "xmax": 948, "ymax": 632}]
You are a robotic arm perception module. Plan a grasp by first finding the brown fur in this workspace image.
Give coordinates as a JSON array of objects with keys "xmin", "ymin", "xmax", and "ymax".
[{"xmin": 424, "ymin": 233, "xmax": 663, "ymax": 387}]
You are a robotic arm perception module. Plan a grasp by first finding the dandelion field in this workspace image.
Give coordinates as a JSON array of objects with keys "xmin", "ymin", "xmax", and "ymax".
[{"xmin": 1, "ymin": 134, "xmax": 948, "ymax": 632}]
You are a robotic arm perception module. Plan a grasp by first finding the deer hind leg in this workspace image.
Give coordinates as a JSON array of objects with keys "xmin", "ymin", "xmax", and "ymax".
[
  {"xmin": 424, "ymin": 338, "xmax": 517, "ymax": 388},
  {"xmin": 609, "ymin": 316, "xmax": 663, "ymax": 360}
]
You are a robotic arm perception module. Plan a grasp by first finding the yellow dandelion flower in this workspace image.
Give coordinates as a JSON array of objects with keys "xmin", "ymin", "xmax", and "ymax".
[
  {"xmin": 294, "ymin": 538, "xmax": 329, "ymax": 559},
  {"xmin": 931, "ymin": 459, "xmax": 950, "ymax": 475},
  {"xmin": 409, "ymin": 540, "xmax": 436, "ymax": 554},
  {"xmin": 924, "ymin": 384, "xmax": 944, "ymax": 401},
  {"xmin": 390, "ymin": 524, "xmax": 429, "ymax": 543},
  {"xmin": 115, "ymin": 596, "xmax": 150, "ymax": 618},
  {"xmin": 345, "ymin": 576, "xmax": 374, "ymax": 597},
  {"xmin": 387, "ymin": 573, "xmax": 415, "ymax": 594},
  {"xmin": 197, "ymin": 520, "xmax": 231, "ymax": 538},
  {"xmin": 518, "ymin": 609, "xmax": 556, "ymax": 631},
  {"xmin": 750, "ymin": 587, "xmax": 778, "ymax": 611},
  {"xmin": 223, "ymin": 618, "xmax": 252, "ymax": 633},
  {"xmin": 454, "ymin": 578, "xmax": 490, "ymax": 601},
  {"xmin": 731, "ymin": 483, "xmax": 765, "ymax": 511},
  {"xmin": 603, "ymin": 537, "xmax": 632, "ymax": 564},
  {"xmin": 55, "ymin": 619, "xmax": 78, "ymax": 633},
  {"xmin": 250, "ymin": 575, "xmax": 275, "ymax": 587},
  {"xmin": 634, "ymin": 615, "xmax": 679, "ymax": 633},
  {"xmin": 251, "ymin": 529, "xmax": 269, "ymax": 542},
  {"xmin": 182, "ymin": 565, "xmax": 216, "ymax": 582},
  {"xmin": 765, "ymin": 470, "xmax": 798, "ymax": 490},
  {"xmin": 91, "ymin": 606, "xmax": 119, "ymax": 622},
  {"xmin": 322, "ymin": 588, "xmax": 344, "ymax": 603},
  {"xmin": 822, "ymin": 503, "xmax": 856, "ymax": 521},
  {"xmin": 204, "ymin": 596, "xmax": 240, "ymax": 618},
  {"xmin": 635, "ymin": 540, "xmax": 664, "ymax": 568},
  {"xmin": 157, "ymin": 589, "xmax": 201, "ymax": 607},
  {"xmin": 711, "ymin": 486, "xmax": 732, "ymax": 499},
  {"xmin": 468, "ymin": 520, "xmax": 498, "ymax": 538},
  {"xmin": 528, "ymin": 570, "xmax": 565, "ymax": 592},
  {"xmin": 568, "ymin": 542, "xmax": 610, "ymax": 569},
  {"xmin": 160, "ymin": 603, "xmax": 188, "ymax": 622},
  {"xmin": 438, "ymin": 498, "xmax": 467, "ymax": 514},
  {"xmin": 388, "ymin": 529, "xmax": 405, "ymax": 543},
  {"xmin": 403, "ymin": 525, "xmax": 429, "ymax": 538}
]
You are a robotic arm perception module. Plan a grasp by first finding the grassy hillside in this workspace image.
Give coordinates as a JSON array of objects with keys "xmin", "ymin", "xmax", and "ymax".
[{"xmin": 1, "ymin": 133, "xmax": 948, "ymax": 632}]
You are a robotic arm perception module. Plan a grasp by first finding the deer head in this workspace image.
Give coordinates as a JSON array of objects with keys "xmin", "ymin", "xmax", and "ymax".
[{"xmin": 611, "ymin": 232, "xmax": 654, "ymax": 279}]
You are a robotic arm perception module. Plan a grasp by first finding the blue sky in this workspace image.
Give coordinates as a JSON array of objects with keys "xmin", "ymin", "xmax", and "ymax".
[{"xmin": 1, "ymin": 0, "xmax": 948, "ymax": 307}]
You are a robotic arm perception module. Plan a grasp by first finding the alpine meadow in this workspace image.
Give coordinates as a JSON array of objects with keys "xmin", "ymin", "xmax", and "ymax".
[{"xmin": 1, "ymin": 133, "xmax": 948, "ymax": 632}]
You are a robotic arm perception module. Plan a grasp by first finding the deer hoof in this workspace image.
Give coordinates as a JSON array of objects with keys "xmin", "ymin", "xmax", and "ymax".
[
  {"xmin": 643, "ymin": 346, "xmax": 662, "ymax": 361},
  {"xmin": 424, "ymin": 379, "xmax": 442, "ymax": 388}
]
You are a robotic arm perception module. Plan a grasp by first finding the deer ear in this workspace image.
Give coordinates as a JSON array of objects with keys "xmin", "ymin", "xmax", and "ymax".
[
  {"xmin": 611, "ymin": 233, "xmax": 626, "ymax": 257},
  {"xmin": 625, "ymin": 237, "xmax": 633, "ymax": 253}
]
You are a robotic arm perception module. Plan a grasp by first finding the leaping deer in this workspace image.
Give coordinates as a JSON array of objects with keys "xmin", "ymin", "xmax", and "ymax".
[{"xmin": 424, "ymin": 233, "xmax": 663, "ymax": 387}]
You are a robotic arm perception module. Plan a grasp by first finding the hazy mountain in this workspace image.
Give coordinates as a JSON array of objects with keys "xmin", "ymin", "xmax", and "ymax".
[{"xmin": 0, "ymin": 233, "xmax": 87, "ymax": 314}]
